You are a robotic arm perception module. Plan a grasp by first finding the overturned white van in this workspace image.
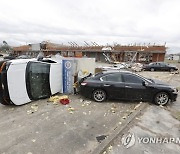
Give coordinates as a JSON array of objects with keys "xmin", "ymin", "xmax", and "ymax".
[{"xmin": 0, "ymin": 58, "xmax": 62, "ymax": 105}]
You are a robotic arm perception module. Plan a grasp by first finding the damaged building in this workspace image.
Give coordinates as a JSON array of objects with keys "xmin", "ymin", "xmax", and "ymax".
[{"xmin": 13, "ymin": 42, "xmax": 166, "ymax": 63}]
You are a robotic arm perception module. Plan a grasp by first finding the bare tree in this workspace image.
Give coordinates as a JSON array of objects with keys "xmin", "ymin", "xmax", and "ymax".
[{"xmin": 0, "ymin": 41, "xmax": 12, "ymax": 52}]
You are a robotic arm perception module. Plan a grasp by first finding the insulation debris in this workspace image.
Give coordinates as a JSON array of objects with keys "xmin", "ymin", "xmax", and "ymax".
[
  {"xmin": 31, "ymin": 104, "xmax": 38, "ymax": 111},
  {"xmin": 31, "ymin": 139, "xmax": 36, "ymax": 143},
  {"xmin": 68, "ymin": 106, "xmax": 75, "ymax": 114},
  {"xmin": 81, "ymin": 100, "xmax": 91, "ymax": 107},
  {"xmin": 83, "ymin": 112, "xmax": 87, "ymax": 115},
  {"xmin": 111, "ymin": 107, "xmax": 116, "ymax": 113},
  {"xmin": 108, "ymin": 145, "xmax": 113, "ymax": 151},
  {"xmin": 27, "ymin": 110, "xmax": 33, "ymax": 114},
  {"xmin": 48, "ymin": 95, "xmax": 69, "ymax": 105},
  {"xmin": 27, "ymin": 104, "xmax": 38, "ymax": 114},
  {"xmin": 122, "ymin": 116, "xmax": 127, "ymax": 119},
  {"xmin": 84, "ymin": 101, "xmax": 91, "ymax": 105},
  {"xmin": 48, "ymin": 96, "xmax": 61, "ymax": 103},
  {"xmin": 80, "ymin": 99, "xmax": 84, "ymax": 103}
]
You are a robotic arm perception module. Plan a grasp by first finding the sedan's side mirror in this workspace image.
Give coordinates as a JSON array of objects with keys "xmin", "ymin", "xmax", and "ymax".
[{"xmin": 142, "ymin": 81, "xmax": 148, "ymax": 86}]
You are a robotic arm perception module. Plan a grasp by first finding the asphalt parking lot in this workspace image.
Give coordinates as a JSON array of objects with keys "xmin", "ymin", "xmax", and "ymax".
[
  {"xmin": 0, "ymin": 95, "xmax": 140, "ymax": 154},
  {"xmin": 103, "ymin": 69, "xmax": 180, "ymax": 154},
  {"xmin": 105, "ymin": 102, "xmax": 180, "ymax": 154},
  {"xmin": 0, "ymin": 64, "xmax": 180, "ymax": 154}
]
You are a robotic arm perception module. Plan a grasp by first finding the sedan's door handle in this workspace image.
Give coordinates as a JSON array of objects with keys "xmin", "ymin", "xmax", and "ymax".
[
  {"xmin": 125, "ymin": 85, "xmax": 132, "ymax": 88},
  {"xmin": 104, "ymin": 84, "xmax": 111, "ymax": 87}
]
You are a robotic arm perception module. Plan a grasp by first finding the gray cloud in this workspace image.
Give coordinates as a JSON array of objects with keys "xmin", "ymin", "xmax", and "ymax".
[{"xmin": 0, "ymin": 0, "xmax": 180, "ymax": 53}]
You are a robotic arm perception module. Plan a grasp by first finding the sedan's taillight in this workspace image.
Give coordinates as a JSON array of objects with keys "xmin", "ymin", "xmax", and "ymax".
[{"xmin": 81, "ymin": 82, "xmax": 87, "ymax": 86}]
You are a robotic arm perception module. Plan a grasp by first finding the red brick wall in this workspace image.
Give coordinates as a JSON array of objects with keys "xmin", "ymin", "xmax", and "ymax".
[{"xmin": 152, "ymin": 53, "xmax": 165, "ymax": 62}]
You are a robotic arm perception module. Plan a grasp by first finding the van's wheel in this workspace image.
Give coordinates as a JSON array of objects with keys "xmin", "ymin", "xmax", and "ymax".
[
  {"xmin": 150, "ymin": 68, "xmax": 154, "ymax": 71},
  {"xmin": 154, "ymin": 92, "xmax": 169, "ymax": 105},
  {"xmin": 92, "ymin": 89, "xmax": 106, "ymax": 102}
]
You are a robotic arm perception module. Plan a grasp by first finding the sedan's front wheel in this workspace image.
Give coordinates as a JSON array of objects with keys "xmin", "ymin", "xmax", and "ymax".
[
  {"xmin": 150, "ymin": 68, "xmax": 155, "ymax": 71},
  {"xmin": 154, "ymin": 92, "xmax": 169, "ymax": 105},
  {"xmin": 170, "ymin": 68, "xmax": 175, "ymax": 72},
  {"xmin": 92, "ymin": 89, "xmax": 106, "ymax": 102}
]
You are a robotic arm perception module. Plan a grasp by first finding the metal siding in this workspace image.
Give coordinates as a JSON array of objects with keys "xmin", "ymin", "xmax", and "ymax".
[{"xmin": 31, "ymin": 44, "xmax": 41, "ymax": 51}]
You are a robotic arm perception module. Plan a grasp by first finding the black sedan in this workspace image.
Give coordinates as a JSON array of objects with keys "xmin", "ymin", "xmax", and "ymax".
[
  {"xmin": 80, "ymin": 71, "xmax": 178, "ymax": 105},
  {"xmin": 143, "ymin": 62, "xmax": 178, "ymax": 72}
]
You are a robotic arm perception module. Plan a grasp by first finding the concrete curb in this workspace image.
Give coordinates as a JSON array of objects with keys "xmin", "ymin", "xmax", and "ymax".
[{"xmin": 92, "ymin": 103, "xmax": 148, "ymax": 154}]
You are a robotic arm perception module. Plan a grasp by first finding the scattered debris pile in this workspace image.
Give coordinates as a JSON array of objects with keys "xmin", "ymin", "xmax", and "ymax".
[
  {"xmin": 48, "ymin": 95, "xmax": 70, "ymax": 105},
  {"xmin": 27, "ymin": 104, "xmax": 39, "ymax": 114},
  {"xmin": 97, "ymin": 62, "xmax": 143, "ymax": 72},
  {"xmin": 68, "ymin": 106, "xmax": 75, "ymax": 114},
  {"xmin": 131, "ymin": 63, "xmax": 143, "ymax": 72}
]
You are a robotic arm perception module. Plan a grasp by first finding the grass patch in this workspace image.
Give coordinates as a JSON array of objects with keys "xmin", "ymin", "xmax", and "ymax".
[
  {"xmin": 164, "ymin": 59, "xmax": 179, "ymax": 64},
  {"xmin": 176, "ymin": 87, "xmax": 180, "ymax": 91},
  {"xmin": 172, "ymin": 111, "xmax": 180, "ymax": 121}
]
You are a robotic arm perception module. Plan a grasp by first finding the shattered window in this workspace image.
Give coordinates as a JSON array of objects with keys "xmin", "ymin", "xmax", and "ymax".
[{"xmin": 27, "ymin": 62, "xmax": 51, "ymax": 99}]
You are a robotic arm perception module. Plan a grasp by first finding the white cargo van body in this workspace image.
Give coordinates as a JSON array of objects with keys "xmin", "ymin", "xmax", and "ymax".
[
  {"xmin": 1, "ymin": 58, "xmax": 62, "ymax": 105},
  {"xmin": 7, "ymin": 60, "xmax": 32, "ymax": 105},
  {"xmin": 49, "ymin": 61, "xmax": 63, "ymax": 94}
]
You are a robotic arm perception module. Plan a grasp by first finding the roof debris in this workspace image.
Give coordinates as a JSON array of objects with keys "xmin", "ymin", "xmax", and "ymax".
[
  {"xmin": 134, "ymin": 102, "xmax": 142, "ymax": 110},
  {"xmin": 48, "ymin": 95, "xmax": 70, "ymax": 105},
  {"xmin": 80, "ymin": 99, "xmax": 84, "ymax": 103},
  {"xmin": 108, "ymin": 145, "xmax": 113, "ymax": 151},
  {"xmin": 102, "ymin": 151, "xmax": 107, "ymax": 154},
  {"xmin": 31, "ymin": 139, "xmax": 36, "ymax": 143},
  {"xmin": 27, "ymin": 104, "xmax": 38, "ymax": 114},
  {"xmin": 96, "ymin": 135, "xmax": 108, "ymax": 143},
  {"xmin": 84, "ymin": 101, "xmax": 91, "ymax": 105},
  {"xmin": 31, "ymin": 104, "xmax": 38, "ymax": 111},
  {"xmin": 68, "ymin": 106, "xmax": 75, "ymax": 114},
  {"xmin": 111, "ymin": 107, "xmax": 116, "ymax": 113},
  {"xmin": 83, "ymin": 112, "xmax": 87, "ymax": 115}
]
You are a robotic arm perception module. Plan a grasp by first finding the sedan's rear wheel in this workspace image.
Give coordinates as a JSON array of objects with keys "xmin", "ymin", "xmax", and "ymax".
[
  {"xmin": 150, "ymin": 68, "xmax": 154, "ymax": 71},
  {"xmin": 92, "ymin": 89, "xmax": 106, "ymax": 102},
  {"xmin": 154, "ymin": 92, "xmax": 169, "ymax": 105}
]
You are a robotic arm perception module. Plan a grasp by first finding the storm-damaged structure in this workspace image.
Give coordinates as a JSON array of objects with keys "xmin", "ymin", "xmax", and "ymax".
[{"xmin": 13, "ymin": 42, "xmax": 166, "ymax": 63}]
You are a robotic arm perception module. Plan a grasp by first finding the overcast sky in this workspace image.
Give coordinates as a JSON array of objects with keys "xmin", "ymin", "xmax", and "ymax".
[{"xmin": 0, "ymin": 0, "xmax": 180, "ymax": 53}]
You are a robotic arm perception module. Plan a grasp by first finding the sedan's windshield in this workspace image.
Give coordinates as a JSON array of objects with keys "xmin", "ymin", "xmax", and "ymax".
[{"xmin": 26, "ymin": 62, "xmax": 51, "ymax": 99}]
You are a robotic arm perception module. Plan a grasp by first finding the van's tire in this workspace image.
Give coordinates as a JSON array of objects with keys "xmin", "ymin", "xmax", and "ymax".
[
  {"xmin": 92, "ymin": 89, "xmax": 106, "ymax": 102},
  {"xmin": 154, "ymin": 92, "xmax": 169, "ymax": 105}
]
